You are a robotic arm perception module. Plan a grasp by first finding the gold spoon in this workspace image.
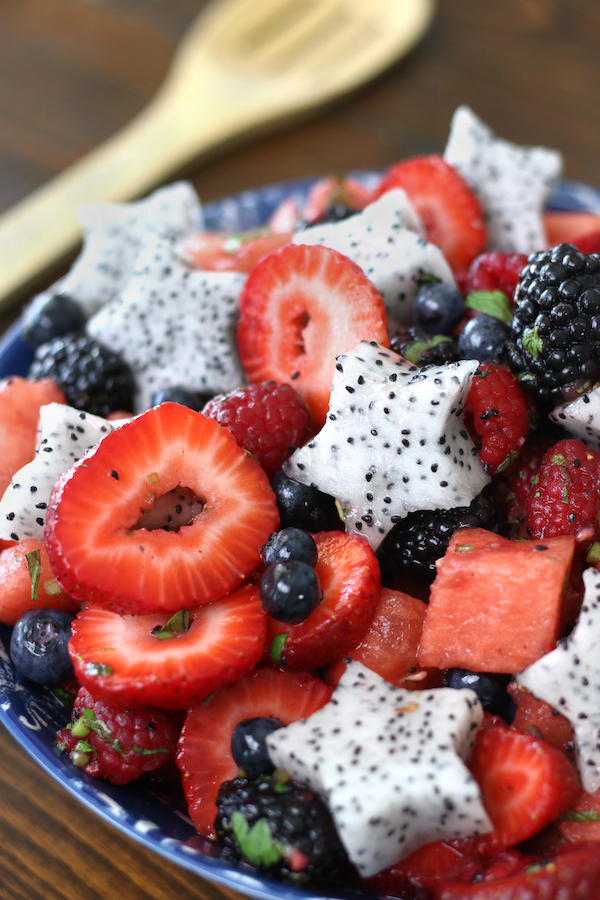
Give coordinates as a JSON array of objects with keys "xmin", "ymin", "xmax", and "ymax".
[{"xmin": 0, "ymin": 0, "xmax": 435, "ymax": 311}]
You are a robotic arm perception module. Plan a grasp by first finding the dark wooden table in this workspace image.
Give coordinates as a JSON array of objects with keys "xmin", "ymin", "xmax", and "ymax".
[{"xmin": 1, "ymin": 1, "xmax": 600, "ymax": 898}]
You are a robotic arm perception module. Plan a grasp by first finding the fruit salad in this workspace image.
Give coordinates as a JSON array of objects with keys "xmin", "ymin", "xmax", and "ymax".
[{"xmin": 3, "ymin": 104, "xmax": 600, "ymax": 899}]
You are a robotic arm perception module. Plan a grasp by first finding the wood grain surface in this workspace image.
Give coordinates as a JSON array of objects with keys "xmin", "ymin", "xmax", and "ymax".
[{"xmin": 1, "ymin": 1, "xmax": 600, "ymax": 898}]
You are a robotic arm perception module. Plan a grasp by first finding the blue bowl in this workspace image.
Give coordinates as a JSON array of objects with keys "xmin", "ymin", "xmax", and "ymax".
[{"xmin": 0, "ymin": 174, "xmax": 599, "ymax": 900}]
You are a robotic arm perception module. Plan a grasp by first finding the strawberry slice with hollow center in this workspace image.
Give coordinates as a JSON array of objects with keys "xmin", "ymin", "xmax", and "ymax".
[
  {"xmin": 45, "ymin": 402, "xmax": 280, "ymax": 613},
  {"xmin": 236, "ymin": 243, "xmax": 389, "ymax": 428},
  {"xmin": 177, "ymin": 666, "xmax": 332, "ymax": 837},
  {"xmin": 69, "ymin": 585, "xmax": 267, "ymax": 709}
]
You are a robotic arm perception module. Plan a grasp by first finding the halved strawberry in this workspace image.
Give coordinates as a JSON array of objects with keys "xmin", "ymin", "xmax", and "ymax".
[
  {"xmin": 469, "ymin": 725, "xmax": 579, "ymax": 848},
  {"xmin": 543, "ymin": 210, "xmax": 600, "ymax": 246},
  {"xmin": 69, "ymin": 584, "xmax": 266, "ymax": 709},
  {"xmin": 176, "ymin": 230, "xmax": 291, "ymax": 273},
  {"xmin": 264, "ymin": 531, "xmax": 381, "ymax": 670},
  {"xmin": 45, "ymin": 403, "xmax": 280, "ymax": 613},
  {"xmin": 236, "ymin": 244, "xmax": 389, "ymax": 428},
  {"xmin": 373, "ymin": 155, "xmax": 486, "ymax": 272},
  {"xmin": 176, "ymin": 666, "xmax": 332, "ymax": 837}
]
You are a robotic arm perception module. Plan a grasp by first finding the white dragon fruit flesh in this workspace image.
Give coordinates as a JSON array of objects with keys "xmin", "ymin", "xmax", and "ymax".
[
  {"xmin": 87, "ymin": 236, "xmax": 246, "ymax": 413},
  {"xmin": 284, "ymin": 341, "xmax": 489, "ymax": 551},
  {"xmin": 293, "ymin": 189, "xmax": 455, "ymax": 327},
  {"xmin": 549, "ymin": 387, "xmax": 600, "ymax": 455},
  {"xmin": 517, "ymin": 566, "xmax": 600, "ymax": 794},
  {"xmin": 444, "ymin": 105, "xmax": 562, "ymax": 254},
  {"xmin": 40, "ymin": 182, "xmax": 203, "ymax": 319},
  {"xmin": 266, "ymin": 661, "xmax": 493, "ymax": 877},
  {"xmin": 0, "ymin": 403, "xmax": 122, "ymax": 542}
]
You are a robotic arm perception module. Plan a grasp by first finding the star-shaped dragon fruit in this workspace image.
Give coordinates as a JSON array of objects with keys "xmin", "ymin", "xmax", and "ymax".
[
  {"xmin": 284, "ymin": 342, "xmax": 489, "ymax": 550},
  {"xmin": 87, "ymin": 237, "xmax": 246, "ymax": 412},
  {"xmin": 550, "ymin": 387, "xmax": 600, "ymax": 455},
  {"xmin": 444, "ymin": 105, "xmax": 562, "ymax": 254},
  {"xmin": 517, "ymin": 566, "xmax": 600, "ymax": 793},
  {"xmin": 266, "ymin": 661, "xmax": 493, "ymax": 877},
  {"xmin": 46, "ymin": 182, "xmax": 203, "ymax": 318},
  {"xmin": 293, "ymin": 189, "xmax": 455, "ymax": 327}
]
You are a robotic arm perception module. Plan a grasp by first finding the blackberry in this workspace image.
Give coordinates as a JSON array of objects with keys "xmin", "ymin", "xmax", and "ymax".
[
  {"xmin": 508, "ymin": 243, "xmax": 600, "ymax": 408},
  {"xmin": 390, "ymin": 326, "xmax": 459, "ymax": 368},
  {"xmin": 29, "ymin": 334, "xmax": 134, "ymax": 417},
  {"xmin": 215, "ymin": 774, "xmax": 348, "ymax": 882},
  {"xmin": 378, "ymin": 488, "xmax": 500, "ymax": 587}
]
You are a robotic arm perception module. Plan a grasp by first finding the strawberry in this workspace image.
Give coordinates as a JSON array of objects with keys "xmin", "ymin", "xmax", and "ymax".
[
  {"xmin": 44, "ymin": 402, "xmax": 280, "ymax": 613},
  {"xmin": 236, "ymin": 243, "xmax": 389, "ymax": 428},
  {"xmin": 69, "ymin": 584, "xmax": 267, "ymax": 708},
  {"xmin": 0, "ymin": 538, "xmax": 79, "ymax": 626},
  {"xmin": 0, "ymin": 376, "xmax": 65, "ymax": 497},
  {"xmin": 469, "ymin": 725, "xmax": 579, "ymax": 847},
  {"xmin": 373, "ymin": 155, "xmax": 487, "ymax": 271},
  {"xmin": 176, "ymin": 230, "xmax": 291, "ymax": 273},
  {"xmin": 176, "ymin": 666, "xmax": 332, "ymax": 837},
  {"xmin": 543, "ymin": 210, "xmax": 600, "ymax": 246},
  {"xmin": 263, "ymin": 531, "xmax": 381, "ymax": 670}
]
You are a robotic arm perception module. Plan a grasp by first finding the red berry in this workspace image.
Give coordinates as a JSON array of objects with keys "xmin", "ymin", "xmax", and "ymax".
[
  {"xmin": 526, "ymin": 438, "xmax": 600, "ymax": 541},
  {"xmin": 56, "ymin": 687, "xmax": 178, "ymax": 784},
  {"xmin": 373, "ymin": 155, "xmax": 486, "ymax": 272},
  {"xmin": 177, "ymin": 230, "xmax": 292, "ymax": 273},
  {"xmin": 236, "ymin": 243, "xmax": 388, "ymax": 428},
  {"xmin": 465, "ymin": 363, "xmax": 531, "ymax": 474},
  {"xmin": 44, "ymin": 402, "xmax": 280, "ymax": 613},
  {"xmin": 203, "ymin": 382, "xmax": 310, "ymax": 477},
  {"xmin": 464, "ymin": 252, "xmax": 529, "ymax": 299},
  {"xmin": 502, "ymin": 434, "xmax": 554, "ymax": 530},
  {"xmin": 176, "ymin": 667, "xmax": 332, "ymax": 837}
]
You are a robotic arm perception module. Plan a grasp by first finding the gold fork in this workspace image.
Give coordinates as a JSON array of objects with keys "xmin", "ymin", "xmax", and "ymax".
[{"xmin": 0, "ymin": 0, "xmax": 435, "ymax": 311}]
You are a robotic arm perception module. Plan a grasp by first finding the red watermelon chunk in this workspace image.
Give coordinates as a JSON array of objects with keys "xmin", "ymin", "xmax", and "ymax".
[{"xmin": 417, "ymin": 528, "xmax": 575, "ymax": 673}]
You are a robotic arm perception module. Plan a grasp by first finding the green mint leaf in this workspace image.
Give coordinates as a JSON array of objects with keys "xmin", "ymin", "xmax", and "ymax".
[
  {"xmin": 74, "ymin": 740, "xmax": 94, "ymax": 754},
  {"xmin": 521, "ymin": 327, "xmax": 543, "ymax": 360},
  {"xmin": 560, "ymin": 808, "xmax": 600, "ymax": 822},
  {"xmin": 231, "ymin": 813, "xmax": 285, "ymax": 868},
  {"xmin": 269, "ymin": 633, "xmax": 288, "ymax": 663},
  {"xmin": 25, "ymin": 549, "xmax": 41, "ymax": 602},
  {"xmin": 71, "ymin": 717, "xmax": 92, "ymax": 738},
  {"xmin": 153, "ymin": 609, "xmax": 191, "ymax": 639},
  {"xmin": 551, "ymin": 454, "xmax": 569, "ymax": 467},
  {"xmin": 465, "ymin": 291, "xmax": 512, "ymax": 322},
  {"xmin": 131, "ymin": 746, "xmax": 170, "ymax": 756},
  {"xmin": 495, "ymin": 450, "xmax": 520, "ymax": 474}
]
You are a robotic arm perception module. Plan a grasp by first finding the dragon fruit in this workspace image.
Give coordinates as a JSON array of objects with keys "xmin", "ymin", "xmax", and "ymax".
[
  {"xmin": 284, "ymin": 341, "xmax": 489, "ymax": 550},
  {"xmin": 87, "ymin": 236, "xmax": 246, "ymax": 413},
  {"xmin": 517, "ymin": 566, "xmax": 600, "ymax": 794},
  {"xmin": 0, "ymin": 403, "xmax": 122, "ymax": 542},
  {"xmin": 549, "ymin": 387, "xmax": 600, "ymax": 454},
  {"xmin": 444, "ymin": 105, "xmax": 562, "ymax": 254},
  {"xmin": 45, "ymin": 181, "xmax": 203, "ymax": 318},
  {"xmin": 293, "ymin": 189, "xmax": 455, "ymax": 327},
  {"xmin": 266, "ymin": 661, "xmax": 492, "ymax": 877}
]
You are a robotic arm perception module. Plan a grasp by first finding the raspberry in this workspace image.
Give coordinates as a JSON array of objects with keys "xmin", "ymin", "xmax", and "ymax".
[
  {"xmin": 502, "ymin": 434, "xmax": 554, "ymax": 532},
  {"xmin": 465, "ymin": 252, "xmax": 529, "ymax": 298},
  {"xmin": 203, "ymin": 382, "xmax": 309, "ymax": 477},
  {"xmin": 56, "ymin": 687, "xmax": 178, "ymax": 784},
  {"xmin": 526, "ymin": 438, "xmax": 600, "ymax": 541},
  {"xmin": 465, "ymin": 363, "xmax": 531, "ymax": 474}
]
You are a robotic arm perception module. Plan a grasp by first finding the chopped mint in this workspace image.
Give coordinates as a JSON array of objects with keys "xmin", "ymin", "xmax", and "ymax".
[
  {"xmin": 51, "ymin": 687, "xmax": 76, "ymax": 711},
  {"xmin": 153, "ymin": 609, "xmax": 191, "ymax": 640},
  {"xmin": 521, "ymin": 327, "xmax": 543, "ymax": 360},
  {"xmin": 71, "ymin": 716, "xmax": 92, "ymax": 738},
  {"xmin": 147, "ymin": 472, "xmax": 160, "ymax": 484},
  {"xmin": 25, "ymin": 549, "xmax": 41, "ymax": 602},
  {"xmin": 550, "ymin": 454, "xmax": 569, "ymax": 467},
  {"xmin": 495, "ymin": 450, "xmax": 520, "ymax": 474},
  {"xmin": 465, "ymin": 290, "xmax": 512, "ymax": 322},
  {"xmin": 230, "ymin": 812, "xmax": 285, "ymax": 868},
  {"xmin": 269, "ymin": 633, "xmax": 288, "ymax": 663},
  {"xmin": 560, "ymin": 808, "xmax": 600, "ymax": 822}
]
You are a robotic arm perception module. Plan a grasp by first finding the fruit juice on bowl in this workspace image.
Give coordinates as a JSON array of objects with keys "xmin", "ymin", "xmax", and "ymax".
[{"xmin": 3, "ymin": 105, "xmax": 600, "ymax": 899}]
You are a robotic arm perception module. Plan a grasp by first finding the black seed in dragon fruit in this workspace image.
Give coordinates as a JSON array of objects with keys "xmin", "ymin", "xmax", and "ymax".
[{"xmin": 266, "ymin": 661, "xmax": 493, "ymax": 877}]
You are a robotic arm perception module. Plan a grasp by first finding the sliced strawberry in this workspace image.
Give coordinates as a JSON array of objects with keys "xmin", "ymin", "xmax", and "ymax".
[
  {"xmin": 45, "ymin": 403, "xmax": 280, "ymax": 613},
  {"xmin": 0, "ymin": 538, "xmax": 79, "ymax": 626},
  {"xmin": 176, "ymin": 230, "xmax": 291, "ymax": 273},
  {"xmin": 543, "ymin": 210, "xmax": 600, "ymax": 246},
  {"xmin": 373, "ymin": 155, "xmax": 486, "ymax": 272},
  {"xmin": 0, "ymin": 377, "xmax": 65, "ymax": 497},
  {"xmin": 176, "ymin": 666, "xmax": 332, "ymax": 837},
  {"xmin": 236, "ymin": 243, "xmax": 389, "ymax": 428},
  {"xmin": 469, "ymin": 725, "xmax": 579, "ymax": 848},
  {"xmin": 69, "ymin": 584, "xmax": 267, "ymax": 709},
  {"xmin": 264, "ymin": 531, "xmax": 381, "ymax": 670}
]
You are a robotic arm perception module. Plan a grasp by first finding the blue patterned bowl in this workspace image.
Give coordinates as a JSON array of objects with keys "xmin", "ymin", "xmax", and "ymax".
[{"xmin": 0, "ymin": 174, "xmax": 599, "ymax": 900}]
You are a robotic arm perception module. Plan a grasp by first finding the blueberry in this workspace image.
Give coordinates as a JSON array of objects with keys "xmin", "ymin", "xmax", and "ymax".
[
  {"xmin": 231, "ymin": 716, "xmax": 284, "ymax": 777},
  {"xmin": 10, "ymin": 608, "xmax": 75, "ymax": 686},
  {"xmin": 270, "ymin": 471, "xmax": 343, "ymax": 532},
  {"xmin": 260, "ymin": 561, "xmax": 322, "ymax": 623},
  {"xmin": 412, "ymin": 283, "xmax": 466, "ymax": 335},
  {"xmin": 457, "ymin": 315, "xmax": 510, "ymax": 363},
  {"xmin": 446, "ymin": 669, "xmax": 516, "ymax": 722},
  {"xmin": 150, "ymin": 387, "xmax": 212, "ymax": 411},
  {"xmin": 21, "ymin": 293, "xmax": 86, "ymax": 349},
  {"xmin": 262, "ymin": 528, "xmax": 318, "ymax": 568}
]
